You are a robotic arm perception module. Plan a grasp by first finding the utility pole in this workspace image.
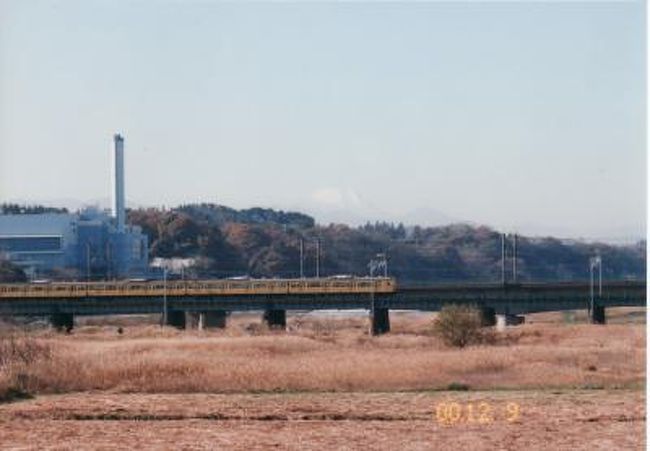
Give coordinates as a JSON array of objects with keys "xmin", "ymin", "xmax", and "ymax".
[
  {"xmin": 589, "ymin": 256, "xmax": 602, "ymax": 318},
  {"xmin": 377, "ymin": 253, "xmax": 388, "ymax": 277},
  {"xmin": 368, "ymin": 253, "xmax": 388, "ymax": 278},
  {"xmin": 589, "ymin": 263, "xmax": 593, "ymax": 317},
  {"xmin": 598, "ymin": 258, "xmax": 602, "ymax": 297},
  {"xmin": 500, "ymin": 233, "xmax": 520, "ymax": 284},
  {"xmin": 299, "ymin": 238, "xmax": 304, "ymax": 279},
  {"xmin": 316, "ymin": 238, "xmax": 321, "ymax": 278},
  {"xmin": 162, "ymin": 267, "xmax": 168, "ymax": 328},
  {"xmin": 501, "ymin": 233, "xmax": 506, "ymax": 285},
  {"xmin": 512, "ymin": 234, "xmax": 518, "ymax": 283}
]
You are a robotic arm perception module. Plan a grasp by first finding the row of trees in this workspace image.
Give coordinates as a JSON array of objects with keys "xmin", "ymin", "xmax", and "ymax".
[
  {"xmin": 0, "ymin": 204, "xmax": 68, "ymax": 215},
  {"xmin": 0, "ymin": 260, "xmax": 27, "ymax": 283},
  {"xmin": 127, "ymin": 204, "xmax": 645, "ymax": 282},
  {"xmin": 0, "ymin": 203, "xmax": 644, "ymax": 282}
]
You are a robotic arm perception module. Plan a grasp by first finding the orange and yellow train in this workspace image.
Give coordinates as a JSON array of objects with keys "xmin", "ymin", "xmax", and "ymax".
[{"xmin": 0, "ymin": 277, "xmax": 397, "ymax": 299}]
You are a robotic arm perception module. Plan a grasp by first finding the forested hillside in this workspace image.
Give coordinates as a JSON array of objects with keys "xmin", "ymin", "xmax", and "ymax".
[{"xmin": 128, "ymin": 204, "xmax": 646, "ymax": 283}]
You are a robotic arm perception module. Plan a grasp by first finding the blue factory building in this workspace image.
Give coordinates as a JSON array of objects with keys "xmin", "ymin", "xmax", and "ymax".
[
  {"xmin": 0, "ymin": 134, "xmax": 149, "ymax": 279},
  {"xmin": 0, "ymin": 208, "xmax": 148, "ymax": 279}
]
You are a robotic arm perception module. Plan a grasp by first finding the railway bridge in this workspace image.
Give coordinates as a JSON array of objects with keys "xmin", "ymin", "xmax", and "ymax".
[{"xmin": 0, "ymin": 277, "xmax": 645, "ymax": 334}]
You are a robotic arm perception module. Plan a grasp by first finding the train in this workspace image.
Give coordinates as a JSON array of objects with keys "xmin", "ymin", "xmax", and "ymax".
[{"xmin": 0, "ymin": 276, "xmax": 397, "ymax": 299}]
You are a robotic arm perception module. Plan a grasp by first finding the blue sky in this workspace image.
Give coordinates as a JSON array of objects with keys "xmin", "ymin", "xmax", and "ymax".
[{"xmin": 0, "ymin": 1, "xmax": 645, "ymax": 241}]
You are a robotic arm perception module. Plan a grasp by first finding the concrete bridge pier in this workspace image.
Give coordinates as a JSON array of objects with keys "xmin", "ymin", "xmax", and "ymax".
[
  {"xmin": 370, "ymin": 308, "xmax": 390, "ymax": 335},
  {"xmin": 496, "ymin": 314, "xmax": 506, "ymax": 331},
  {"xmin": 480, "ymin": 307, "xmax": 496, "ymax": 326},
  {"xmin": 263, "ymin": 309, "xmax": 286, "ymax": 329},
  {"xmin": 186, "ymin": 312, "xmax": 201, "ymax": 329},
  {"xmin": 496, "ymin": 313, "xmax": 525, "ymax": 331},
  {"xmin": 590, "ymin": 305, "xmax": 606, "ymax": 324},
  {"xmin": 165, "ymin": 310, "xmax": 187, "ymax": 329},
  {"xmin": 199, "ymin": 311, "xmax": 227, "ymax": 329},
  {"xmin": 50, "ymin": 313, "xmax": 74, "ymax": 333}
]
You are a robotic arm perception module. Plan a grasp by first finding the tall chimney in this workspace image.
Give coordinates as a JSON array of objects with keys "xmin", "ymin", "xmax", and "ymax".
[{"xmin": 112, "ymin": 133, "xmax": 125, "ymax": 232}]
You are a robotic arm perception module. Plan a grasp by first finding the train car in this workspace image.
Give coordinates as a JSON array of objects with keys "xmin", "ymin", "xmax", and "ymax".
[{"xmin": 0, "ymin": 276, "xmax": 398, "ymax": 298}]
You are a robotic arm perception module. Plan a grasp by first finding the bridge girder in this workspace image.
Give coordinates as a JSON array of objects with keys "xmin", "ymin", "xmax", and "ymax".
[{"xmin": 0, "ymin": 283, "xmax": 643, "ymax": 317}]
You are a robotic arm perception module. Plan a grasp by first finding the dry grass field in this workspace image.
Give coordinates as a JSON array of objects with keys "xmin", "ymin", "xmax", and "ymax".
[
  {"xmin": 0, "ymin": 390, "xmax": 644, "ymax": 450},
  {"xmin": 0, "ymin": 308, "xmax": 645, "ymax": 449}
]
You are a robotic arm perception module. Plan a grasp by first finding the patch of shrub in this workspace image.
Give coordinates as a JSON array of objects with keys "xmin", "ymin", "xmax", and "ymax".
[
  {"xmin": 0, "ymin": 334, "xmax": 52, "ymax": 402},
  {"xmin": 0, "ymin": 334, "xmax": 51, "ymax": 369},
  {"xmin": 433, "ymin": 305, "xmax": 491, "ymax": 348},
  {"xmin": 446, "ymin": 382, "xmax": 470, "ymax": 391},
  {"xmin": 579, "ymin": 383, "xmax": 605, "ymax": 390},
  {"xmin": 0, "ymin": 386, "xmax": 33, "ymax": 403}
]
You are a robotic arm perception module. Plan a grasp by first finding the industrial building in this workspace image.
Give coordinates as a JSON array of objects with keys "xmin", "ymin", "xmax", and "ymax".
[{"xmin": 0, "ymin": 134, "xmax": 149, "ymax": 279}]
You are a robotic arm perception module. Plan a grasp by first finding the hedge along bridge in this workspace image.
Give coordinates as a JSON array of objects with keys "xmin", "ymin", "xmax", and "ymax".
[{"xmin": 0, "ymin": 277, "xmax": 645, "ymax": 334}]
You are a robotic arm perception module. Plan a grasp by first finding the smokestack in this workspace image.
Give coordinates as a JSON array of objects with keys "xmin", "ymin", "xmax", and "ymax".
[{"xmin": 112, "ymin": 133, "xmax": 125, "ymax": 232}]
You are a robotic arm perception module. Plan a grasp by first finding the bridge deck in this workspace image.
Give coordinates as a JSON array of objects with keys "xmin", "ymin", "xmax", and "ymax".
[{"xmin": 0, "ymin": 279, "xmax": 643, "ymax": 317}]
